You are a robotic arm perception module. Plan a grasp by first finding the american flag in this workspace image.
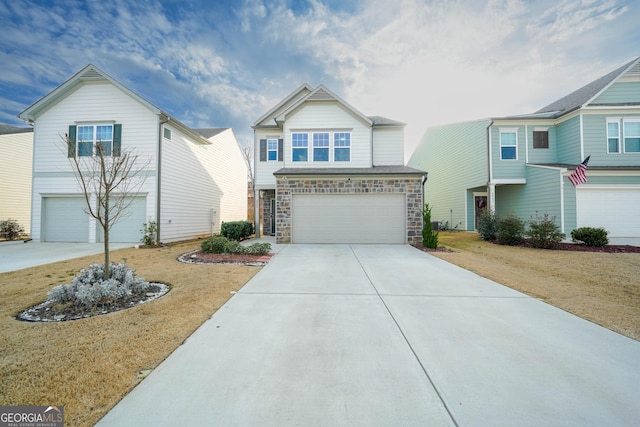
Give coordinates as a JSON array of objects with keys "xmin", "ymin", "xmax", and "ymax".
[{"xmin": 568, "ymin": 156, "xmax": 590, "ymax": 186}]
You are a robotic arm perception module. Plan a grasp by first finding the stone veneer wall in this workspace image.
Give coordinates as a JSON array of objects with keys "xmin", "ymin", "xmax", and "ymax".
[
  {"xmin": 262, "ymin": 190, "xmax": 275, "ymax": 236},
  {"xmin": 275, "ymin": 176, "xmax": 423, "ymax": 244}
]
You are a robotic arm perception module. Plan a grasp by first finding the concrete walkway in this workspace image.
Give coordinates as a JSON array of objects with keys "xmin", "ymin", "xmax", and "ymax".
[
  {"xmin": 97, "ymin": 244, "xmax": 640, "ymax": 426},
  {"xmin": 0, "ymin": 241, "xmax": 133, "ymax": 273}
]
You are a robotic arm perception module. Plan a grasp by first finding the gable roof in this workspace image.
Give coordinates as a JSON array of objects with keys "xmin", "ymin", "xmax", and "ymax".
[
  {"xmin": 0, "ymin": 123, "xmax": 33, "ymax": 135},
  {"xmin": 252, "ymin": 83, "xmax": 313, "ymax": 128},
  {"xmin": 535, "ymin": 56, "xmax": 640, "ymax": 117},
  {"xmin": 195, "ymin": 128, "xmax": 229, "ymax": 139},
  {"xmin": 274, "ymin": 85, "xmax": 373, "ymax": 126},
  {"xmin": 19, "ymin": 64, "xmax": 211, "ymax": 145}
]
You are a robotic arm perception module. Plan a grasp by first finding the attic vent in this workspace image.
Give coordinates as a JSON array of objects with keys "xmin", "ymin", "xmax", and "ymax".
[
  {"xmin": 308, "ymin": 88, "xmax": 334, "ymax": 101},
  {"xmin": 80, "ymin": 69, "xmax": 103, "ymax": 79},
  {"xmin": 623, "ymin": 61, "xmax": 640, "ymax": 77}
]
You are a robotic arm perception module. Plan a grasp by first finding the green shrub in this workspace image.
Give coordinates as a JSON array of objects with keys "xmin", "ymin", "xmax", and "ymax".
[
  {"xmin": 526, "ymin": 213, "xmax": 565, "ymax": 249},
  {"xmin": 221, "ymin": 221, "xmax": 255, "ymax": 241},
  {"xmin": 0, "ymin": 219, "xmax": 25, "ymax": 240},
  {"xmin": 421, "ymin": 204, "xmax": 439, "ymax": 249},
  {"xmin": 140, "ymin": 221, "xmax": 158, "ymax": 246},
  {"xmin": 201, "ymin": 235, "xmax": 230, "ymax": 253},
  {"xmin": 476, "ymin": 210, "xmax": 498, "ymax": 241},
  {"xmin": 496, "ymin": 214, "xmax": 525, "ymax": 246},
  {"xmin": 571, "ymin": 227, "xmax": 609, "ymax": 247},
  {"xmin": 224, "ymin": 240, "xmax": 243, "ymax": 254},
  {"xmin": 243, "ymin": 243, "xmax": 272, "ymax": 256}
]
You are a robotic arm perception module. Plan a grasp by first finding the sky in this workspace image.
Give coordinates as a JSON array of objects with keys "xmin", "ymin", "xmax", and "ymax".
[{"xmin": 1, "ymin": 0, "xmax": 638, "ymax": 159}]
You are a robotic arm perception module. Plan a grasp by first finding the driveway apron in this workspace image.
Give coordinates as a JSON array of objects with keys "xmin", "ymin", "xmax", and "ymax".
[{"xmin": 98, "ymin": 244, "xmax": 640, "ymax": 427}]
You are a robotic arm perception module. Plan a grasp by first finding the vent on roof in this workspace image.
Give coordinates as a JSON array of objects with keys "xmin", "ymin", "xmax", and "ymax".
[
  {"xmin": 80, "ymin": 69, "xmax": 103, "ymax": 79},
  {"xmin": 623, "ymin": 61, "xmax": 640, "ymax": 77},
  {"xmin": 308, "ymin": 88, "xmax": 334, "ymax": 101}
]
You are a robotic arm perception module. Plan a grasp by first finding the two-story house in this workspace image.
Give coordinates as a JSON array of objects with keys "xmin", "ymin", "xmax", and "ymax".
[
  {"xmin": 19, "ymin": 64, "xmax": 248, "ymax": 243},
  {"xmin": 408, "ymin": 56, "xmax": 640, "ymax": 244},
  {"xmin": 0, "ymin": 125, "xmax": 33, "ymax": 235},
  {"xmin": 253, "ymin": 84, "xmax": 426, "ymax": 244}
]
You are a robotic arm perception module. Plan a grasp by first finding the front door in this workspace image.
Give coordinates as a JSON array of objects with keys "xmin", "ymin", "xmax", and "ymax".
[
  {"xmin": 474, "ymin": 195, "xmax": 487, "ymax": 229},
  {"xmin": 270, "ymin": 198, "xmax": 276, "ymax": 236}
]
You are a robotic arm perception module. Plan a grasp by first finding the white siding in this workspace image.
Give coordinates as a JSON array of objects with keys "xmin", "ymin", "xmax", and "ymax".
[
  {"xmin": 373, "ymin": 127, "xmax": 404, "ymax": 166},
  {"xmin": 283, "ymin": 102, "xmax": 372, "ymax": 168},
  {"xmin": 160, "ymin": 127, "xmax": 247, "ymax": 242},
  {"xmin": 254, "ymin": 129, "xmax": 283, "ymax": 188},
  {"xmin": 31, "ymin": 81, "xmax": 158, "ymax": 241},
  {"xmin": 0, "ymin": 132, "xmax": 33, "ymax": 234}
]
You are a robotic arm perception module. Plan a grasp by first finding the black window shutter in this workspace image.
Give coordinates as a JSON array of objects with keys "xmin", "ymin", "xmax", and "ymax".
[
  {"xmin": 278, "ymin": 138, "xmax": 283, "ymax": 161},
  {"xmin": 259, "ymin": 139, "xmax": 267, "ymax": 161},
  {"xmin": 113, "ymin": 124, "xmax": 122, "ymax": 156},
  {"xmin": 67, "ymin": 125, "xmax": 77, "ymax": 157}
]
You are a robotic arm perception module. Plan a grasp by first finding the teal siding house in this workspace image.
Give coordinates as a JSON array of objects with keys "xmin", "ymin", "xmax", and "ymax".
[{"xmin": 409, "ymin": 57, "xmax": 640, "ymax": 243}]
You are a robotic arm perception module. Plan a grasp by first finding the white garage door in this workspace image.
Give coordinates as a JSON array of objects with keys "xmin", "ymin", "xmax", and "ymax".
[
  {"xmin": 98, "ymin": 197, "xmax": 147, "ymax": 243},
  {"xmin": 43, "ymin": 197, "xmax": 89, "ymax": 242},
  {"xmin": 292, "ymin": 194, "xmax": 406, "ymax": 244},
  {"xmin": 576, "ymin": 187, "xmax": 640, "ymax": 238}
]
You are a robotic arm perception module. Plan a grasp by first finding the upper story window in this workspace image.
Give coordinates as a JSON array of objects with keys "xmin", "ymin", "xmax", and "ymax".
[
  {"xmin": 607, "ymin": 118, "xmax": 640, "ymax": 154},
  {"xmin": 334, "ymin": 132, "xmax": 350, "ymax": 162},
  {"xmin": 68, "ymin": 124, "xmax": 121, "ymax": 157},
  {"xmin": 532, "ymin": 130, "xmax": 548, "ymax": 149},
  {"xmin": 292, "ymin": 132, "xmax": 309, "ymax": 162},
  {"xmin": 313, "ymin": 132, "xmax": 329, "ymax": 161},
  {"xmin": 163, "ymin": 127, "xmax": 172, "ymax": 140},
  {"xmin": 267, "ymin": 139, "xmax": 278, "ymax": 161},
  {"xmin": 499, "ymin": 128, "xmax": 518, "ymax": 160}
]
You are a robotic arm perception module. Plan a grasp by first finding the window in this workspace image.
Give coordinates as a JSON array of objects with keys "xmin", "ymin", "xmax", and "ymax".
[
  {"xmin": 623, "ymin": 120, "xmax": 640, "ymax": 153},
  {"xmin": 334, "ymin": 132, "xmax": 350, "ymax": 161},
  {"xmin": 267, "ymin": 139, "xmax": 278, "ymax": 161},
  {"xmin": 163, "ymin": 127, "xmax": 172, "ymax": 140},
  {"xmin": 292, "ymin": 133, "xmax": 308, "ymax": 162},
  {"xmin": 607, "ymin": 119, "xmax": 620, "ymax": 153},
  {"xmin": 69, "ymin": 124, "xmax": 120, "ymax": 157},
  {"xmin": 500, "ymin": 129, "xmax": 517, "ymax": 160},
  {"xmin": 313, "ymin": 132, "xmax": 329, "ymax": 161},
  {"xmin": 532, "ymin": 130, "xmax": 548, "ymax": 149}
]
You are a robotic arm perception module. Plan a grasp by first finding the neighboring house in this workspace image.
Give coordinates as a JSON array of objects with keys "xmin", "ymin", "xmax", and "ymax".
[
  {"xmin": 252, "ymin": 84, "xmax": 426, "ymax": 244},
  {"xmin": 408, "ymin": 56, "xmax": 640, "ymax": 243},
  {"xmin": 19, "ymin": 64, "xmax": 247, "ymax": 243},
  {"xmin": 0, "ymin": 125, "xmax": 33, "ymax": 235}
]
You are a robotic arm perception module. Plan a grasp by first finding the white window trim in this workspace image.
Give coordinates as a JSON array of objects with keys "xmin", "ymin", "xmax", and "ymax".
[
  {"xmin": 77, "ymin": 123, "xmax": 114, "ymax": 157},
  {"xmin": 333, "ymin": 131, "xmax": 351, "ymax": 162},
  {"xmin": 622, "ymin": 118, "xmax": 640, "ymax": 154},
  {"xmin": 499, "ymin": 128, "xmax": 518, "ymax": 161},
  {"xmin": 290, "ymin": 130, "xmax": 352, "ymax": 163},
  {"xmin": 267, "ymin": 138, "xmax": 278, "ymax": 162},
  {"xmin": 607, "ymin": 117, "xmax": 622, "ymax": 154},
  {"xmin": 312, "ymin": 132, "xmax": 330, "ymax": 162},
  {"xmin": 291, "ymin": 132, "xmax": 309, "ymax": 162}
]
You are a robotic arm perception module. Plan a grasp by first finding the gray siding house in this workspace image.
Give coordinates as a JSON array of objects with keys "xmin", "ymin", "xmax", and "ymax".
[
  {"xmin": 253, "ymin": 84, "xmax": 426, "ymax": 244},
  {"xmin": 408, "ymin": 57, "xmax": 640, "ymax": 243}
]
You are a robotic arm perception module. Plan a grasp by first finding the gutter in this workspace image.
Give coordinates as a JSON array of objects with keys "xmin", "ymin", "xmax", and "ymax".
[{"xmin": 157, "ymin": 115, "xmax": 169, "ymax": 243}]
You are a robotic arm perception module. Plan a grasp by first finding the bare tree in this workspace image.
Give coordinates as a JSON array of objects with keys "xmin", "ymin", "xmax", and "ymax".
[
  {"xmin": 241, "ymin": 143, "xmax": 254, "ymax": 191},
  {"xmin": 64, "ymin": 133, "xmax": 150, "ymax": 280}
]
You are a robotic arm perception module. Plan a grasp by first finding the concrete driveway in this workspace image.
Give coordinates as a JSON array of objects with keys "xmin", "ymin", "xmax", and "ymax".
[
  {"xmin": 98, "ymin": 244, "xmax": 640, "ymax": 426},
  {"xmin": 0, "ymin": 241, "xmax": 133, "ymax": 273}
]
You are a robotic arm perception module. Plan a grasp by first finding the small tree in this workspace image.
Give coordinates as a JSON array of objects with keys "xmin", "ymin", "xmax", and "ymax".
[
  {"xmin": 64, "ymin": 133, "xmax": 149, "ymax": 280},
  {"xmin": 421, "ymin": 204, "xmax": 439, "ymax": 249},
  {"xmin": 476, "ymin": 210, "xmax": 498, "ymax": 241},
  {"xmin": 496, "ymin": 214, "xmax": 525, "ymax": 246},
  {"xmin": 526, "ymin": 212, "xmax": 565, "ymax": 249}
]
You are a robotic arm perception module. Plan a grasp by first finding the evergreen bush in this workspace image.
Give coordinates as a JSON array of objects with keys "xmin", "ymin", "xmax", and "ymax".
[
  {"xmin": 140, "ymin": 221, "xmax": 158, "ymax": 246},
  {"xmin": 421, "ymin": 204, "xmax": 439, "ymax": 249},
  {"xmin": 201, "ymin": 235, "xmax": 271, "ymax": 255},
  {"xmin": 221, "ymin": 221, "xmax": 254, "ymax": 241},
  {"xmin": 526, "ymin": 213, "xmax": 565, "ymax": 249},
  {"xmin": 571, "ymin": 227, "xmax": 609, "ymax": 247},
  {"xmin": 476, "ymin": 210, "xmax": 498, "ymax": 241},
  {"xmin": 496, "ymin": 214, "xmax": 525, "ymax": 246},
  {"xmin": 0, "ymin": 219, "xmax": 25, "ymax": 240}
]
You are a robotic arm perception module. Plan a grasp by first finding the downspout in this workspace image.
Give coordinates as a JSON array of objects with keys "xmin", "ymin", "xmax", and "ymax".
[
  {"xmin": 486, "ymin": 120, "xmax": 495, "ymax": 214},
  {"xmin": 157, "ymin": 116, "xmax": 169, "ymax": 243}
]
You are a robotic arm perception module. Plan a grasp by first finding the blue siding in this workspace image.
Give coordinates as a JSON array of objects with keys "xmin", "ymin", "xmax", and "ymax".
[
  {"xmin": 527, "ymin": 125, "xmax": 557, "ymax": 164},
  {"xmin": 591, "ymin": 81, "xmax": 640, "ymax": 105},
  {"xmin": 490, "ymin": 125, "xmax": 526, "ymax": 179},
  {"xmin": 495, "ymin": 166, "xmax": 563, "ymax": 229},
  {"xmin": 556, "ymin": 116, "xmax": 581, "ymax": 164},
  {"xmin": 408, "ymin": 120, "xmax": 490, "ymax": 230},
  {"xmin": 582, "ymin": 114, "xmax": 640, "ymax": 166}
]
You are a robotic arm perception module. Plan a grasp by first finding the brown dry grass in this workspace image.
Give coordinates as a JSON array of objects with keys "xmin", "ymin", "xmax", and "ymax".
[
  {"xmin": 0, "ymin": 241, "xmax": 259, "ymax": 426},
  {"xmin": 432, "ymin": 232, "xmax": 640, "ymax": 341}
]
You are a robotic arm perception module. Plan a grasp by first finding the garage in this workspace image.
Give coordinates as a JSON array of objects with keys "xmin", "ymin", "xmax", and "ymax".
[
  {"xmin": 576, "ymin": 186, "xmax": 640, "ymax": 238},
  {"xmin": 292, "ymin": 193, "xmax": 406, "ymax": 244},
  {"xmin": 43, "ymin": 196, "xmax": 89, "ymax": 242},
  {"xmin": 98, "ymin": 197, "xmax": 147, "ymax": 243}
]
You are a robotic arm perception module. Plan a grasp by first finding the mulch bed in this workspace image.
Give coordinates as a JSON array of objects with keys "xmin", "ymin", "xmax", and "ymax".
[
  {"xmin": 414, "ymin": 240, "xmax": 640, "ymax": 253},
  {"xmin": 178, "ymin": 250, "xmax": 274, "ymax": 266}
]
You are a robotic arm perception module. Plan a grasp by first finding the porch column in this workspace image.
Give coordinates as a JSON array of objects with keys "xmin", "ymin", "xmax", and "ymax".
[
  {"xmin": 254, "ymin": 188, "xmax": 261, "ymax": 238},
  {"xmin": 488, "ymin": 183, "xmax": 496, "ymax": 214}
]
